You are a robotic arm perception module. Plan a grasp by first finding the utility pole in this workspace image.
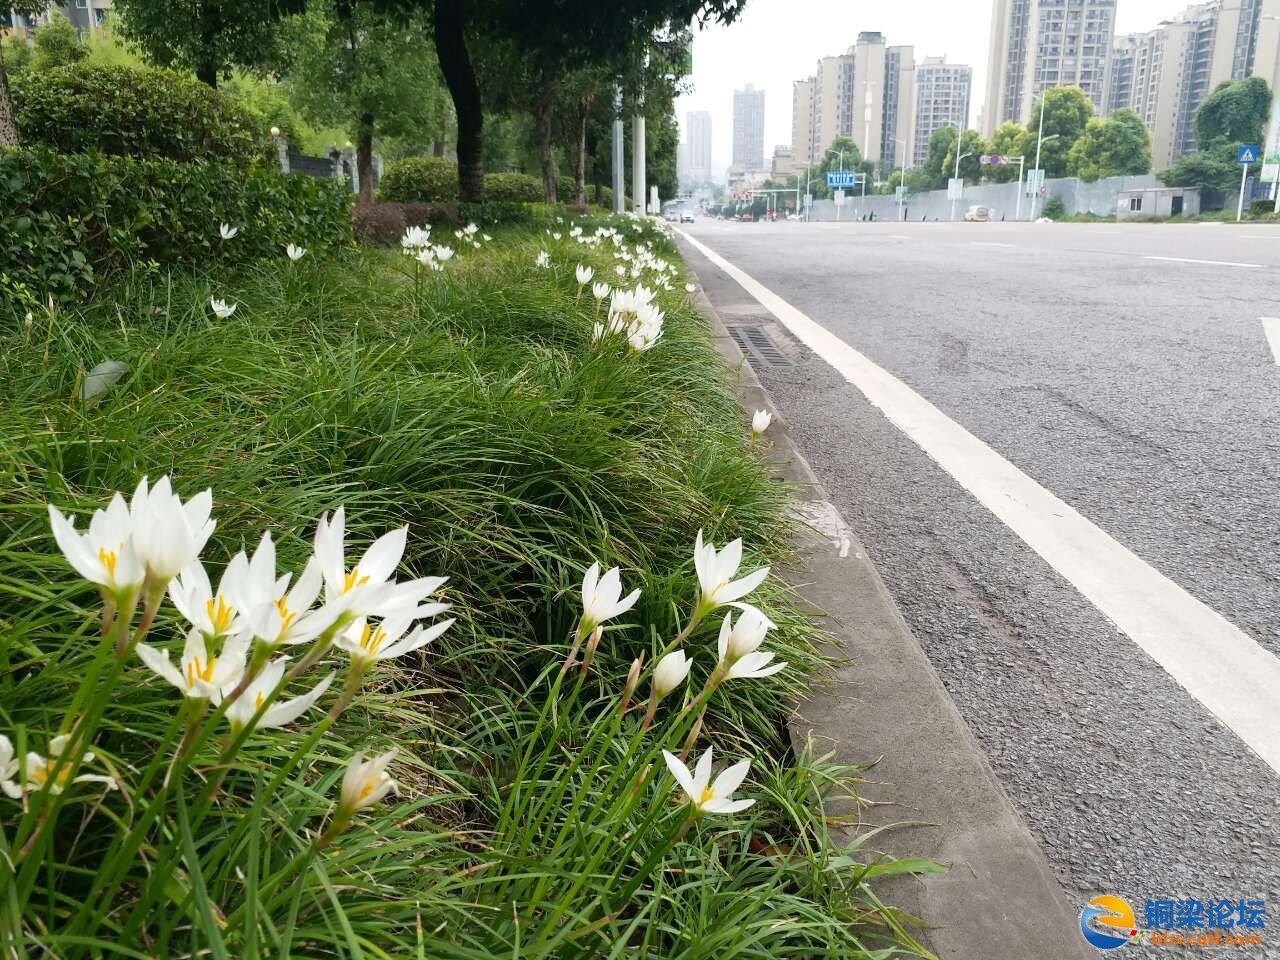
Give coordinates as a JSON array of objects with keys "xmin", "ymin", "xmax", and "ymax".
[
  {"xmin": 949, "ymin": 125, "xmax": 970, "ymax": 222},
  {"xmin": 1030, "ymin": 93, "xmax": 1047, "ymax": 220},
  {"xmin": 612, "ymin": 85, "xmax": 625, "ymax": 215},
  {"xmin": 632, "ymin": 113, "xmax": 646, "ymax": 215}
]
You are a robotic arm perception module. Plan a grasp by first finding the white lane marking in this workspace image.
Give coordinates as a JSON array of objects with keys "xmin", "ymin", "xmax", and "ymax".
[
  {"xmin": 678, "ymin": 228, "xmax": 1280, "ymax": 776},
  {"xmin": 888, "ymin": 235, "xmax": 912, "ymax": 240},
  {"xmin": 1144, "ymin": 255, "xmax": 1261, "ymax": 268},
  {"xmin": 970, "ymin": 241, "xmax": 1017, "ymax": 248},
  {"xmin": 1261, "ymin": 318, "xmax": 1280, "ymax": 364}
]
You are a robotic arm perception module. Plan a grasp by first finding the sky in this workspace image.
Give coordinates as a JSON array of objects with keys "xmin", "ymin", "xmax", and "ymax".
[{"xmin": 676, "ymin": 0, "xmax": 1190, "ymax": 181}]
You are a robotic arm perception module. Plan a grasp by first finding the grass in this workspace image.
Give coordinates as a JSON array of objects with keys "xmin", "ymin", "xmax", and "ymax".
[{"xmin": 0, "ymin": 216, "xmax": 933, "ymax": 958}]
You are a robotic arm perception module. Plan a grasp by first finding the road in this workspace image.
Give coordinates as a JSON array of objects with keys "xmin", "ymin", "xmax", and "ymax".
[{"xmin": 677, "ymin": 218, "xmax": 1280, "ymax": 955}]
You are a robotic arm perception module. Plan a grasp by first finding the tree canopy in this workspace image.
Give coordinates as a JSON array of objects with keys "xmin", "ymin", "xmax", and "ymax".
[
  {"xmin": 1194, "ymin": 76, "xmax": 1270, "ymax": 149},
  {"xmin": 1066, "ymin": 108, "xmax": 1151, "ymax": 182},
  {"xmin": 1021, "ymin": 86, "xmax": 1093, "ymax": 178}
]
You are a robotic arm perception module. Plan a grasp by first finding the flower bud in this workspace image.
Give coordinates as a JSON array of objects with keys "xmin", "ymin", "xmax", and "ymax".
[
  {"xmin": 652, "ymin": 650, "xmax": 691, "ymax": 700},
  {"xmin": 619, "ymin": 655, "xmax": 643, "ymax": 716}
]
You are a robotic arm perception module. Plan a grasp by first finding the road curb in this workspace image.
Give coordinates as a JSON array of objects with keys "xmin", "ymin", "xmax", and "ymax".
[{"xmin": 685, "ymin": 269, "xmax": 1094, "ymax": 960}]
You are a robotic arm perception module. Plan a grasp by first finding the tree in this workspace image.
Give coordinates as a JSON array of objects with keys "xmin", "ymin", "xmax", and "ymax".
[
  {"xmin": 1066, "ymin": 108, "xmax": 1151, "ymax": 181},
  {"xmin": 1157, "ymin": 144, "xmax": 1242, "ymax": 192},
  {"xmin": 0, "ymin": 1, "xmax": 49, "ymax": 147},
  {"xmin": 110, "ymin": 0, "xmax": 305, "ymax": 87},
  {"xmin": 31, "ymin": 10, "xmax": 87, "ymax": 71},
  {"xmin": 986, "ymin": 121, "xmax": 1025, "ymax": 183},
  {"xmin": 922, "ymin": 126, "xmax": 986, "ymax": 185},
  {"xmin": 284, "ymin": 1, "xmax": 449, "ymax": 203},
  {"xmin": 1020, "ymin": 86, "xmax": 1093, "ymax": 178},
  {"xmin": 807, "ymin": 135, "xmax": 872, "ymax": 199},
  {"xmin": 1195, "ymin": 76, "xmax": 1270, "ymax": 149}
]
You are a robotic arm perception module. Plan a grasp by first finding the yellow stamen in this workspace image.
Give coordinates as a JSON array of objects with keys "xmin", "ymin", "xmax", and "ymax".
[
  {"xmin": 185, "ymin": 655, "xmax": 218, "ymax": 689},
  {"xmin": 342, "ymin": 569, "xmax": 371, "ymax": 594},
  {"xmin": 255, "ymin": 691, "xmax": 265, "ymax": 710},
  {"xmin": 205, "ymin": 595, "xmax": 234, "ymax": 633},
  {"xmin": 698, "ymin": 785, "xmax": 715, "ymax": 805},
  {"xmin": 274, "ymin": 596, "xmax": 298, "ymax": 632},
  {"xmin": 358, "ymin": 778, "xmax": 377, "ymax": 801},
  {"xmin": 98, "ymin": 546, "xmax": 119, "ymax": 577},
  {"xmin": 358, "ymin": 623, "xmax": 388, "ymax": 655}
]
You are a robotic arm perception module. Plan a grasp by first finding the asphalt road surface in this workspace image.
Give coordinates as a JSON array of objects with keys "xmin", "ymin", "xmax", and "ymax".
[{"xmin": 678, "ymin": 218, "xmax": 1280, "ymax": 957}]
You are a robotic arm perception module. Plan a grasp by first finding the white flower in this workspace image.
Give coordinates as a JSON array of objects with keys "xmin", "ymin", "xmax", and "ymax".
[
  {"xmin": 401, "ymin": 225, "xmax": 431, "ymax": 251},
  {"xmin": 285, "ymin": 244, "xmax": 306, "ymax": 262},
  {"xmin": 652, "ymin": 650, "xmax": 691, "ymax": 698},
  {"xmin": 333, "ymin": 611, "xmax": 454, "ymax": 669},
  {"xmin": 693, "ymin": 530, "xmax": 769, "ymax": 613},
  {"xmin": 433, "ymin": 245, "xmax": 455, "ymax": 262},
  {"xmin": 662, "ymin": 746, "xmax": 754, "ymax": 815},
  {"xmin": 464, "ymin": 222, "xmax": 479, "ymax": 236},
  {"xmin": 225, "ymin": 659, "xmax": 334, "ymax": 731},
  {"xmin": 580, "ymin": 562, "xmax": 640, "ymax": 631},
  {"xmin": 483, "ymin": 234, "xmax": 493, "ymax": 241},
  {"xmin": 0, "ymin": 736, "xmax": 21, "ymax": 799},
  {"xmin": 592, "ymin": 281, "xmax": 611, "ymax": 303},
  {"xmin": 219, "ymin": 224, "xmax": 238, "ymax": 241},
  {"xmin": 553, "ymin": 232, "xmax": 562, "ymax": 241},
  {"xmin": 575, "ymin": 264, "xmax": 593, "ymax": 285},
  {"xmin": 312, "ymin": 507, "xmax": 447, "ymax": 620},
  {"xmin": 48, "ymin": 492, "xmax": 145, "ymax": 594},
  {"xmin": 535, "ymin": 250, "xmax": 551, "ymax": 269},
  {"xmin": 169, "ymin": 554, "xmax": 250, "ymax": 638},
  {"xmin": 416, "ymin": 248, "xmax": 439, "ymax": 270},
  {"xmin": 454, "ymin": 229, "xmax": 465, "ymax": 239},
  {"xmin": 137, "ymin": 627, "xmax": 250, "ymax": 699},
  {"xmin": 615, "ymin": 265, "xmax": 626, "ymax": 277},
  {"xmin": 472, "ymin": 241, "xmax": 481, "ymax": 249},
  {"xmin": 685, "ymin": 282, "xmax": 696, "ymax": 293},
  {"xmin": 129, "ymin": 477, "xmax": 216, "ymax": 588},
  {"xmin": 238, "ymin": 534, "xmax": 332, "ymax": 648},
  {"xmin": 210, "ymin": 298, "xmax": 237, "ymax": 319},
  {"xmin": 21, "ymin": 734, "xmax": 116, "ymax": 796},
  {"xmin": 717, "ymin": 608, "xmax": 786, "ymax": 679},
  {"xmin": 339, "ymin": 749, "xmax": 397, "ymax": 812},
  {"xmin": 751, "ymin": 410, "xmax": 773, "ymax": 435}
]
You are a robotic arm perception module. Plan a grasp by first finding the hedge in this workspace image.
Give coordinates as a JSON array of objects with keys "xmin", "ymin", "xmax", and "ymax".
[
  {"xmin": 378, "ymin": 156, "xmax": 460, "ymax": 203},
  {"xmin": 483, "ymin": 172, "xmax": 543, "ymax": 202},
  {"xmin": 12, "ymin": 64, "xmax": 266, "ymax": 167},
  {"xmin": 0, "ymin": 149, "xmax": 352, "ymax": 306}
]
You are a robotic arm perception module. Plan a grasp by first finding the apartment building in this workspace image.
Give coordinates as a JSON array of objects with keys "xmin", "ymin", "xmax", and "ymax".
[
  {"xmin": 685, "ymin": 110, "xmax": 712, "ymax": 184},
  {"xmin": 4, "ymin": 1, "xmax": 112, "ymax": 37},
  {"xmin": 732, "ymin": 84, "xmax": 766, "ymax": 173},
  {"xmin": 982, "ymin": 0, "xmax": 1117, "ymax": 136},
  {"xmin": 791, "ymin": 77, "xmax": 815, "ymax": 166},
  {"xmin": 912, "ymin": 56, "xmax": 973, "ymax": 167}
]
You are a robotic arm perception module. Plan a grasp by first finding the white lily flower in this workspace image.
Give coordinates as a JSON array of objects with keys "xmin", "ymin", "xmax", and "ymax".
[
  {"xmin": 22, "ymin": 734, "xmax": 116, "ymax": 796},
  {"xmin": 48, "ymin": 493, "xmax": 145, "ymax": 595},
  {"xmin": 433, "ymin": 245, "xmax": 455, "ymax": 262},
  {"xmin": 483, "ymin": 233, "xmax": 493, "ymax": 241},
  {"xmin": 580, "ymin": 562, "xmax": 641, "ymax": 631},
  {"xmin": 685, "ymin": 282, "xmax": 696, "ymax": 293},
  {"xmin": 339, "ymin": 749, "xmax": 397, "ymax": 812},
  {"xmin": 652, "ymin": 650, "xmax": 691, "ymax": 699},
  {"xmin": 552, "ymin": 232, "xmax": 562, "ymax": 240},
  {"xmin": 454, "ymin": 229, "xmax": 465, "ymax": 239},
  {"xmin": 535, "ymin": 250, "xmax": 550, "ymax": 269},
  {"xmin": 219, "ymin": 223, "xmax": 238, "ymax": 241},
  {"xmin": 210, "ymin": 298, "xmax": 237, "ymax": 319},
  {"xmin": 693, "ymin": 530, "xmax": 769, "ymax": 613},
  {"xmin": 751, "ymin": 410, "xmax": 773, "ymax": 435},
  {"xmin": 285, "ymin": 244, "xmax": 306, "ymax": 262},
  {"xmin": 592, "ymin": 281, "xmax": 610, "ymax": 303},
  {"xmin": 662, "ymin": 746, "xmax": 754, "ymax": 815},
  {"xmin": 401, "ymin": 225, "xmax": 431, "ymax": 251},
  {"xmin": 575, "ymin": 264, "xmax": 593, "ymax": 285},
  {"xmin": 472, "ymin": 241, "xmax": 481, "ymax": 249},
  {"xmin": 333, "ymin": 611, "xmax": 454, "ymax": 669},
  {"xmin": 129, "ymin": 477, "xmax": 215, "ymax": 588},
  {"xmin": 464, "ymin": 222, "xmax": 479, "ymax": 235},
  {"xmin": 168, "ymin": 554, "xmax": 250, "ymax": 638},
  {"xmin": 716, "ymin": 608, "xmax": 786, "ymax": 679},
  {"xmin": 0, "ymin": 736, "xmax": 22, "ymax": 799},
  {"xmin": 225, "ymin": 659, "xmax": 334, "ymax": 731},
  {"xmin": 137, "ymin": 627, "xmax": 249, "ymax": 699},
  {"xmin": 614, "ymin": 265, "xmax": 626, "ymax": 277}
]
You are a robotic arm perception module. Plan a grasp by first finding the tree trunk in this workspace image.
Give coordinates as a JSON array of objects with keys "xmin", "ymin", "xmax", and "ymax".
[
  {"xmin": 574, "ymin": 97, "xmax": 589, "ymax": 206},
  {"xmin": 433, "ymin": 0, "xmax": 484, "ymax": 202},
  {"xmin": 196, "ymin": 0, "xmax": 222, "ymax": 88},
  {"xmin": 356, "ymin": 115, "xmax": 374, "ymax": 204},
  {"xmin": 535, "ymin": 77, "xmax": 557, "ymax": 204},
  {"xmin": 0, "ymin": 37, "xmax": 19, "ymax": 148}
]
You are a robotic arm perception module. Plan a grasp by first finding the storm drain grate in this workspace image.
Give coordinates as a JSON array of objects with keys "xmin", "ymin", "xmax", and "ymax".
[{"xmin": 728, "ymin": 324, "xmax": 791, "ymax": 366}]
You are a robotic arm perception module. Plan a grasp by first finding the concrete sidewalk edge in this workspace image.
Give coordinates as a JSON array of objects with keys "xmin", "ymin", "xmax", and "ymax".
[{"xmin": 682, "ymin": 255, "xmax": 1092, "ymax": 960}]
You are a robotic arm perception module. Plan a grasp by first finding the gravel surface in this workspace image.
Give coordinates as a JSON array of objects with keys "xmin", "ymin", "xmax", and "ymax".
[{"xmin": 680, "ymin": 219, "xmax": 1280, "ymax": 958}]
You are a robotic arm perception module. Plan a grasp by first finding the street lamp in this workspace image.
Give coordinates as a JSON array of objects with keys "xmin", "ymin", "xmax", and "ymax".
[
  {"xmin": 949, "ymin": 122, "xmax": 974, "ymax": 222},
  {"xmin": 1029, "ymin": 133, "xmax": 1061, "ymax": 220},
  {"xmin": 890, "ymin": 137, "xmax": 908, "ymax": 222}
]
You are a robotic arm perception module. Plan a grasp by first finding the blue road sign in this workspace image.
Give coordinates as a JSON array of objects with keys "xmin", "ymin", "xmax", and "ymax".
[
  {"xmin": 1238, "ymin": 144, "xmax": 1260, "ymax": 164},
  {"xmin": 826, "ymin": 170, "xmax": 860, "ymax": 188}
]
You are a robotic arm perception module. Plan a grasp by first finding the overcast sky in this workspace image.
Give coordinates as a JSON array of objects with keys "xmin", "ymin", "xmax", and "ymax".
[{"xmin": 676, "ymin": 0, "xmax": 1190, "ymax": 180}]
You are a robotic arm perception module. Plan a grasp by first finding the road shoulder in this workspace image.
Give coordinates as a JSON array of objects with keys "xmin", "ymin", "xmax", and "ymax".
[{"xmin": 682, "ymin": 236, "xmax": 1093, "ymax": 960}]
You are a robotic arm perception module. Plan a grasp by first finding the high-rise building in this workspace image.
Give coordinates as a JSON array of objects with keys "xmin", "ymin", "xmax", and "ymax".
[
  {"xmin": 878, "ymin": 40, "xmax": 917, "ymax": 172},
  {"xmin": 1106, "ymin": 0, "xmax": 1280, "ymax": 170},
  {"xmin": 912, "ymin": 57, "xmax": 973, "ymax": 168},
  {"xmin": 792, "ymin": 78, "xmax": 816, "ymax": 166},
  {"xmin": 982, "ymin": 0, "xmax": 1117, "ymax": 136},
  {"xmin": 811, "ymin": 54, "xmax": 853, "ymax": 162},
  {"xmin": 732, "ymin": 84, "xmax": 766, "ymax": 173},
  {"xmin": 686, "ymin": 111, "xmax": 712, "ymax": 184}
]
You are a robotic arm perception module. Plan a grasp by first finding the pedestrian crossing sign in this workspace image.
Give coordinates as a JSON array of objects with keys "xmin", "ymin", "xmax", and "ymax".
[{"xmin": 1237, "ymin": 145, "xmax": 1259, "ymax": 164}]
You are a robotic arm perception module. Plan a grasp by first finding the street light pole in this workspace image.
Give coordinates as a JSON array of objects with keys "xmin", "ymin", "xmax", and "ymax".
[
  {"xmin": 1031, "ymin": 93, "xmax": 1047, "ymax": 220},
  {"xmin": 949, "ymin": 126, "xmax": 971, "ymax": 222}
]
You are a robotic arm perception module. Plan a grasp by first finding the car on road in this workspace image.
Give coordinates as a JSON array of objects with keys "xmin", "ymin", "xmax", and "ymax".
[
  {"xmin": 964, "ymin": 205, "xmax": 991, "ymax": 222},
  {"xmin": 738, "ymin": 213, "xmax": 754, "ymax": 222},
  {"xmin": 680, "ymin": 211, "xmax": 696, "ymax": 223}
]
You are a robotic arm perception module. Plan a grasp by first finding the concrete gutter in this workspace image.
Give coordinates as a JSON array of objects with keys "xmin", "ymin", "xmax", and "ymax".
[{"xmin": 687, "ymin": 276, "xmax": 1093, "ymax": 960}]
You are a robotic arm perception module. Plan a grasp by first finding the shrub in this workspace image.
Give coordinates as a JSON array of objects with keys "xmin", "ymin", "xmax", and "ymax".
[
  {"xmin": 1250, "ymin": 198, "xmax": 1276, "ymax": 217},
  {"xmin": 483, "ymin": 171, "xmax": 542, "ymax": 202},
  {"xmin": 351, "ymin": 202, "xmax": 458, "ymax": 244},
  {"xmin": 0, "ymin": 148, "xmax": 352, "ymax": 304},
  {"xmin": 1041, "ymin": 195, "xmax": 1067, "ymax": 219},
  {"xmin": 11, "ymin": 63, "xmax": 264, "ymax": 166},
  {"xmin": 555, "ymin": 174, "xmax": 577, "ymax": 200},
  {"xmin": 379, "ymin": 156, "xmax": 460, "ymax": 203}
]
